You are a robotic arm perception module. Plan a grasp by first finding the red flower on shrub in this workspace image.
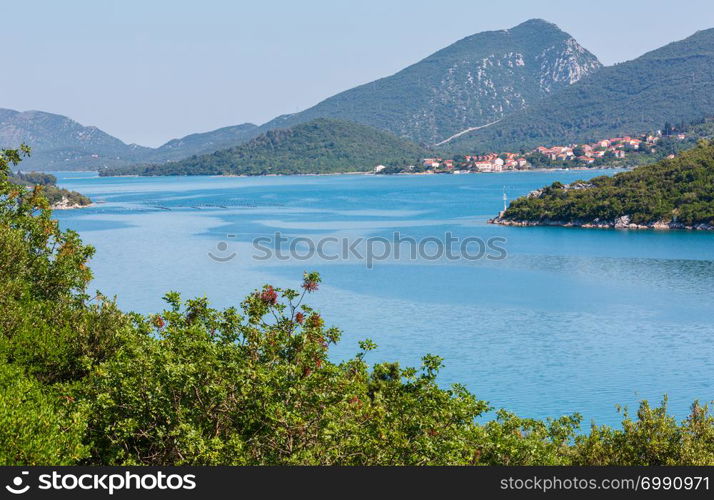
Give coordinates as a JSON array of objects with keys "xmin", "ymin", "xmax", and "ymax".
[
  {"xmin": 260, "ymin": 286, "xmax": 278, "ymax": 305},
  {"xmin": 302, "ymin": 281, "xmax": 319, "ymax": 292},
  {"xmin": 302, "ymin": 272, "xmax": 321, "ymax": 292},
  {"xmin": 295, "ymin": 312, "xmax": 305, "ymax": 324}
]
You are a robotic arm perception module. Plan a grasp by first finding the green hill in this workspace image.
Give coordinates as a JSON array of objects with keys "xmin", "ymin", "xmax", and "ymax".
[
  {"xmin": 445, "ymin": 27, "xmax": 714, "ymax": 152},
  {"xmin": 9, "ymin": 170, "xmax": 91, "ymax": 208},
  {"xmin": 494, "ymin": 141, "xmax": 714, "ymax": 229},
  {"xmin": 100, "ymin": 119, "xmax": 429, "ymax": 176},
  {"xmin": 259, "ymin": 19, "xmax": 601, "ymax": 145}
]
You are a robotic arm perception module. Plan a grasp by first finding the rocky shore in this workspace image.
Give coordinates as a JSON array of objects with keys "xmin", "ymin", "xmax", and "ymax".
[
  {"xmin": 51, "ymin": 196, "xmax": 93, "ymax": 210},
  {"xmin": 489, "ymin": 214, "xmax": 714, "ymax": 231}
]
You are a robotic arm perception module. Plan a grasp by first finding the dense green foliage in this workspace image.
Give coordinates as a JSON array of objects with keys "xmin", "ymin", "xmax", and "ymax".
[
  {"xmin": 11, "ymin": 171, "xmax": 57, "ymax": 186},
  {"xmin": 0, "ymin": 363, "xmax": 88, "ymax": 465},
  {"xmin": 3, "ymin": 146, "xmax": 714, "ymax": 465},
  {"xmin": 502, "ymin": 141, "xmax": 714, "ymax": 227},
  {"xmin": 446, "ymin": 27, "xmax": 714, "ymax": 152},
  {"xmin": 100, "ymin": 119, "xmax": 428, "ymax": 177},
  {"xmin": 259, "ymin": 19, "xmax": 601, "ymax": 145},
  {"xmin": 9, "ymin": 169, "xmax": 91, "ymax": 207}
]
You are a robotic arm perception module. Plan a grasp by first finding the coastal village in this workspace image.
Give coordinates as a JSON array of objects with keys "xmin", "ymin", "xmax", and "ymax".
[{"xmin": 375, "ymin": 130, "xmax": 687, "ymax": 174}]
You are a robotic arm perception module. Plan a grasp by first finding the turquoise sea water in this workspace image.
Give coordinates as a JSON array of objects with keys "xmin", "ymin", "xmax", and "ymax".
[{"xmin": 52, "ymin": 170, "xmax": 714, "ymax": 427}]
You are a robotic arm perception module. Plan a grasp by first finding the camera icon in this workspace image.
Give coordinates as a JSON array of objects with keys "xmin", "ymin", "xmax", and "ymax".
[
  {"xmin": 6, "ymin": 471, "xmax": 30, "ymax": 494},
  {"xmin": 208, "ymin": 234, "xmax": 237, "ymax": 263}
]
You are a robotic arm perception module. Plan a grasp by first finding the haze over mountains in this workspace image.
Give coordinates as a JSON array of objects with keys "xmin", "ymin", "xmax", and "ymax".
[
  {"xmin": 0, "ymin": 109, "xmax": 260, "ymax": 170},
  {"xmin": 2, "ymin": 18, "xmax": 714, "ymax": 173},
  {"xmin": 0, "ymin": 108, "xmax": 150, "ymax": 170},
  {"xmin": 149, "ymin": 123, "xmax": 260, "ymax": 163},
  {"xmin": 258, "ymin": 19, "xmax": 602, "ymax": 145}
]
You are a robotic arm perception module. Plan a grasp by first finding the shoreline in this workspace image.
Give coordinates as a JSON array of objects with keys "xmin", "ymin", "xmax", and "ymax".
[
  {"xmin": 51, "ymin": 201, "xmax": 95, "ymax": 211},
  {"xmin": 489, "ymin": 216, "xmax": 714, "ymax": 231},
  {"xmin": 210, "ymin": 165, "xmax": 626, "ymax": 178},
  {"xmin": 97, "ymin": 165, "xmax": 628, "ymax": 179},
  {"xmin": 216, "ymin": 171, "xmax": 371, "ymax": 178}
]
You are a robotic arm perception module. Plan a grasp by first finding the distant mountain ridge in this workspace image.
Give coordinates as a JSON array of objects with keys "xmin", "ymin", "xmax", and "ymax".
[
  {"xmin": 145, "ymin": 123, "xmax": 260, "ymax": 163},
  {"xmin": 0, "ymin": 108, "xmax": 149, "ymax": 170},
  {"xmin": 99, "ymin": 118, "xmax": 428, "ymax": 177},
  {"xmin": 8, "ymin": 20, "xmax": 714, "ymax": 172},
  {"xmin": 258, "ymin": 19, "xmax": 602, "ymax": 145},
  {"xmin": 0, "ymin": 108, "xmax": 260, "ymax": 170},
  {"xmin": 444, "ymin": 26, "xmax": 714, "ymax": 152},
  {"xmin": 1, "ymin": 18, "xmax": 602, "ymax": 170}
]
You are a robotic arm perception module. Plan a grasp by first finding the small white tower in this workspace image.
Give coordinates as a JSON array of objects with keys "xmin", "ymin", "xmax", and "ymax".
[{"xmin": 502, "ymin": 187, "xmax": 508, "ymax": 212}]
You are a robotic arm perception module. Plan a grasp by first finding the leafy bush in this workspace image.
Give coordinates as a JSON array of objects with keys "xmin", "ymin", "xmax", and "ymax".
[
  {"xmin": 573, "ymin": 400, "xmax": 714, "ymax": 466},
  {"xmin": 0, "ymin": 363, "xmax": 88, "ymax": 465}
]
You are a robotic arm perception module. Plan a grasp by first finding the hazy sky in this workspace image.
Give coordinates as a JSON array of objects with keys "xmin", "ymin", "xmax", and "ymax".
[{"xmin": 2, "ymin": 0, "xmax": 713, "ymax": 146}]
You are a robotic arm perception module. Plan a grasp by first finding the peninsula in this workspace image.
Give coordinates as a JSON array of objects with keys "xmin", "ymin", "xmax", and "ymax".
[{"xmin": 490, "ymin": 141, "xmax": 714, "ymax": 230}]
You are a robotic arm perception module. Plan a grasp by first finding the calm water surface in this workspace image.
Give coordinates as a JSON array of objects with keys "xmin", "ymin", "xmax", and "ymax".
[{"xmin": 53, "ymin": 170, "xmax": 714, "ymax": 427}]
